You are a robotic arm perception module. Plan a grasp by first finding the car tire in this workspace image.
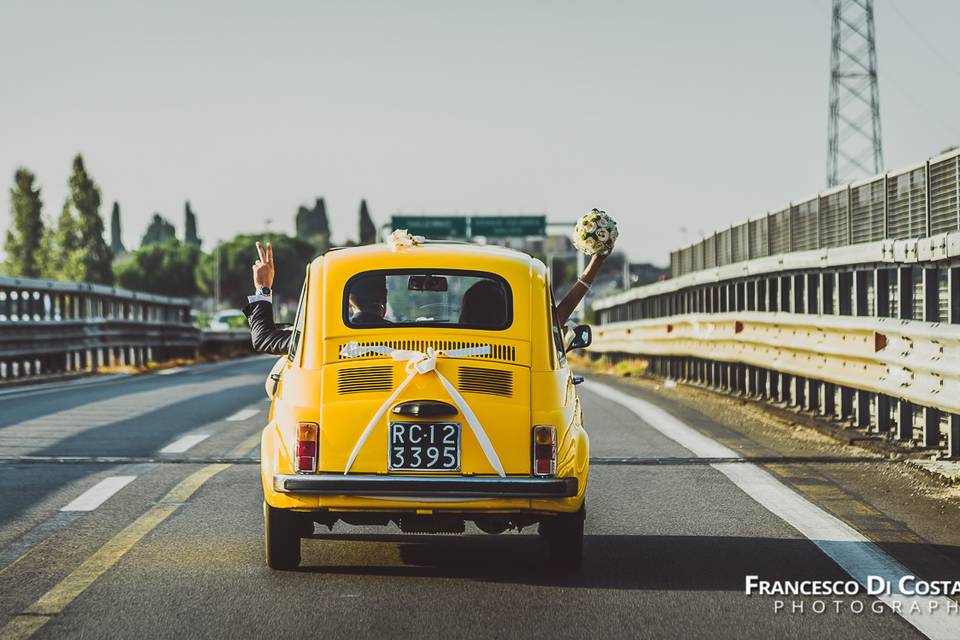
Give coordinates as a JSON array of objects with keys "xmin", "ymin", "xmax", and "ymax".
[
  {"xmin": 538, "ymin": 503, "xmax": 585, "ymax": 572},
  {"xmin": 264, "ymin": 501, "xmax": 302, "ymax": 570}
]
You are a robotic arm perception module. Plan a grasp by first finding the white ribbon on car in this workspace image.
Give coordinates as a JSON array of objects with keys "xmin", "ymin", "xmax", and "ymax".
[{"xmin": 338, "ymin": 342, "xmax": 506, "ymax": 477}]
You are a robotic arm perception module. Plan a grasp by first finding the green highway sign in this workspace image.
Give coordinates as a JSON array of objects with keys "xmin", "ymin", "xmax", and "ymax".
[
  {"xmin": 391, "ymin": 214, "xmax": 546, "ymax": 239},
  {"xmin": 391, "ymin": 215, "xmax": 468, "ymax": 238},
  {"xmin": 470, "ymin": 215, "xmax": 546, "ymax": 238}
]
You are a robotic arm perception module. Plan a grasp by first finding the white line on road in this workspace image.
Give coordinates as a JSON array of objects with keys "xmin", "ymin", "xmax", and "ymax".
[
  {"xmin": 585, "ymin": 381, "xmax": 957, "ymax": 640},
  {"xmin": 60, "ymin": 476, "xmax": 137, "ymax": 512},
  {"xmin": 0, "ymin": 375, "xmax": 131, "ymax": 399},
  {"xmin": 159, "ymin": 434, "xmax": 210, "ymax": 454},
  {"xmin": 156, "ymin": 367, "xmax": 184, "ymax": 376},
  {"xmin": 226, "ymin": 408, "xmax": 259, "ymax": 422}
]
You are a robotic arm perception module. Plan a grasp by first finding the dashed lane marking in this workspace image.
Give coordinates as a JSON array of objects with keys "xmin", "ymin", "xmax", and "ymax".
[
  {"xmin": 155, "ymin": 367, "xmax": 184, "ymax": 376},
  {"xmin": 159, "ymin": 434, "xmax": 210, "ymax": 454},
  {"xmin": 225, "ymin": 408, "xmax": 260, "ymax": 422},
  {"xmin": 0, "ymin": 464, "xmax": 156, "ymax": 576},
  {"xmin": 585, "ymin": 380, "xmax": 957, "ymax": 640},
  {"xmin": 0, "ymin": 464, "xmax": 229, "ymax": 640},
  {"xmin": 60, "ymin": 476, "xmax": 137, "ymax": 512}
]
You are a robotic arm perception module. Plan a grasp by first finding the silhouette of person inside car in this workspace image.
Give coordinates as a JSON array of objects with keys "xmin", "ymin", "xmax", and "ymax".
[{"xmin": 458, "ymin": 280, "xmax": 507, "ymax": 328}]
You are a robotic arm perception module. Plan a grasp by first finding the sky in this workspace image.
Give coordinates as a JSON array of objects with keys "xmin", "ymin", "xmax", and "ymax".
[{"xmin": 2, "ymin": 0, "xmax": 959, "ymax": 267}]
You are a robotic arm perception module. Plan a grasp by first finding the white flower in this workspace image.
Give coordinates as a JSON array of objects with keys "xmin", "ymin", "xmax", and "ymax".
[
  {"xmin": 571, "ymin": 208, "xmax": 619, "ymax": 256},
  {"xmin": 387, "ymin": 229, "xmax": 422, "ymax": 252}
]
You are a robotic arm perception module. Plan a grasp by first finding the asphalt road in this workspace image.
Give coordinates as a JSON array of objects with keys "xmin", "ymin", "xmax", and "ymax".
[{"xmin": 0, "ymin": 357, "xmax": 953, "ymax": 639}]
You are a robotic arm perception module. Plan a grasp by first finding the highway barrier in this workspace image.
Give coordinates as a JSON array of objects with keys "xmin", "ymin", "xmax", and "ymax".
[
  {"xmin": 591, "ymin": 149, "xmax": 960, "ymax": 459},
  {"xmin": 0, "ymin": 275, "xmax": 251, "ymax": 384}
]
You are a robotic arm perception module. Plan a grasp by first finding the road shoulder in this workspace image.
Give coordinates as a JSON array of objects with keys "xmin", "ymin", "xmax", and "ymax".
[{"xmin": 581, "ymin": 371, "xmax": 960, "ymax": 594}]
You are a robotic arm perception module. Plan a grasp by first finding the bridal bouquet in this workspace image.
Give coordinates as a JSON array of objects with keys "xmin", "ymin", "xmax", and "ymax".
[
  {"xmin": 386, "ymin": 229, "xmax": 425, "ymax": 251},
  {"xmin": 573, "ymin": 208, "xmax": 618, "ymax": 256}
]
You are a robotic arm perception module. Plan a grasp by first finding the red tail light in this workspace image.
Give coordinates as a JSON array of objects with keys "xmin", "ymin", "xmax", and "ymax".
[
  {"xmin": 295, "ymin": 422, "xmax": 318, "ymax": 473},
  {"xmin": 532, "ymin": 425, "xmax": 556, "ymax": 477}
]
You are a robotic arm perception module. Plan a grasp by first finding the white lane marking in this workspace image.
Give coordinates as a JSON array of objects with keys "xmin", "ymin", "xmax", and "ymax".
[
  {"xmin": 0, "ymin": 374, "xmax": 131, "ymax": 399},
  {"xmin": 60, "ymin": 476, "xmax": 137, "ymax": 512},
  {"xmin": 586, "ymin": 381, "xmax": 957, "ymax": 640},
  {"xmin": 157, "ymin": 367, "xmax": 184, "ymax": 376},
  {"xmin": 226, "ymin": 408, "xmax": 259, "ymax": 422},
  {"xmin": 159, "ymin": 434, "xmax": 210, "ymax": 454}
]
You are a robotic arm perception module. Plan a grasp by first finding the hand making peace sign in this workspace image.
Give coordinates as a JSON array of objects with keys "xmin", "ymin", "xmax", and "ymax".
[{"xmin": 252, "ymin": 241, "xmax": 275, "ymax": 291}]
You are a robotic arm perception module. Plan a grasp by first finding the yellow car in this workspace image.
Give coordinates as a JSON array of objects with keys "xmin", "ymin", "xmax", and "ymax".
[{"xmin": 260, "ymin": 241, "xmax": 592, "ymax": 570}]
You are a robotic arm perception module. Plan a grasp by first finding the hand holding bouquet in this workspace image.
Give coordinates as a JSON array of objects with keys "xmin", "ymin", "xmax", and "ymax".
[{"xmin": 573, "ymin": 208, "xmax": 618, "ymax": 256}]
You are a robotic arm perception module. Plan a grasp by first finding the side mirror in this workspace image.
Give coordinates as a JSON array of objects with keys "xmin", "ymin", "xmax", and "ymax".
[{"xmin": 565, "ymin": 324, "xmax": 592, "ymax": 352}]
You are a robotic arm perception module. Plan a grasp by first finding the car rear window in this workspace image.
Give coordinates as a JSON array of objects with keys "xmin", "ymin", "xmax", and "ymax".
[{"xmin": 343, "ymin": 270, "xmax": 512, "ymax": 330}]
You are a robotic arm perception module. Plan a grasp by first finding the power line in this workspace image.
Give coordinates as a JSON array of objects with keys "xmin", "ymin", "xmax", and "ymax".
[
  {"xmin": 885, "ymin": 0, "xmax": 960, "ymax": 81},
  {"xmin": 882, "ymin": 72, "xmax": 960, "ymax": 139}
]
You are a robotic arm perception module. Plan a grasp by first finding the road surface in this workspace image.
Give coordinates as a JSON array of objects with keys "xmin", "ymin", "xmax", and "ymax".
[{"xmin": 0, "ymin": 357, "xmax": 956, "ymax": 639}]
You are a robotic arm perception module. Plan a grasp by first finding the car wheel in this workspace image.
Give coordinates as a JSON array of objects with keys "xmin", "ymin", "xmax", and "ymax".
[
  {"xmin": 263, "ymin": 501, "xmax": 302, "ymax": 570},
  {"xmin": 538, "ymin": 503, "xmax": 585, "ymax": 572}
]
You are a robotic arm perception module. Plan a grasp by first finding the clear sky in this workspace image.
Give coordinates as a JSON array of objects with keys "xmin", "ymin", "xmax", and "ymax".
[{"xmin": 2, "ymin": 0, "xmax": 958, "ymax": 266}]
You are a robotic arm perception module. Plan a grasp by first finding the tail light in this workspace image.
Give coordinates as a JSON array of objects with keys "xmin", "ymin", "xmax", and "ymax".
[
  {"xmin": 531, "ymin": 425, "xmax": 556, "ymax": 477},
  {"xmin": 295, "ymin": 422, "xmax": 318, "ymax": 473}
]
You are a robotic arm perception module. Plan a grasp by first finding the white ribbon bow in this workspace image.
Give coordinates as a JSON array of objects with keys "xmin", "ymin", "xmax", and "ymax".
[{"xmin": 339, "ymin": 342, "xmax": 506, "ymax": 477}]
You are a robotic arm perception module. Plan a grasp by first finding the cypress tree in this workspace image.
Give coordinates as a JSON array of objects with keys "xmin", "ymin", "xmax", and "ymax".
[
  {"xmin": 3, "ymin": 168, "xmax": 45, "ymax": 277},
  {"xmin": 294, "ymin": 197, "xmax": 330, "ymax": 252},
  {"xmin": 67, "ymin": 155, "xmax": 112, "ymax": 284},
  {"xmin": 48, "ymin": 199, "xmax": 82, "ymax": 280},
  {"xmin": 358, "ymin": 199, "xmax": 377, "ymax": 245},
  {"xmin": 313, "ymin": 197, "xmax": 329, "ymax": 236},
  {"xmin": 184, "ymin": 201, "xmax": 201, "ymax": 247},
  {"xmin": 110, "ymin": 202, "xmax": 126, "ymax": 256},
  {"xmin": 142, "ymin": 213, "xmax": 176, "ymax": 246},
  {"xmin": 295, "ymin": 205, "xmax": 312, "ymax": 239}
]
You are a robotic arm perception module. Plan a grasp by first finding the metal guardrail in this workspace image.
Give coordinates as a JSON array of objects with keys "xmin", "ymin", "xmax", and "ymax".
[
  {"xmin": 593, "ymin": 232, "xmax": 960, "ymax": 458},
  {"xmin": 0, "ymin": 275, "xmax": 251, "ymax": 383},
  {"xmin": 668, "ymin": 148, "xmax": 960, "ymax": 279},
  {"xmin": 590, "ymin": 312, "xmax": 960, "ymax": 459}
]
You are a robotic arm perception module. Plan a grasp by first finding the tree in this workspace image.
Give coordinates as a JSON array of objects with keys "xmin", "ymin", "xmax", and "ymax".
[
  {"xmin": 110, "ymin": 202, "xmax": 126, "ymax": 256},
  {"xmin": 113, "ymin": 239, "xmax": 201, "ymax": 297},
  {"xmin": 358, "ymin": 199, "xmax": 377, "ymax": 245},
  {"xmin": 184, "ymin": 201, "xmax": 201, "ymax": 247},
  {"xmin": 46, "ymin": 200, "xmax": 83, "ymax": 280},
  {"xmin": 3, "ymin": 168, "xmax": 45, "ymax": 278},
  {"xmin": 68, "ymin": 155, "xmax": 113, "ymax": 284},
  {"xmin": 295, "ymin": 197, "xmax": 330, "ymax": 252},
  {"xmin": 142, "ymin": 213, "xmax": 176, "ymax": 246},
  {"xmin": 196, "ymin": 233, "xmax": 316, "ymax": 303}
]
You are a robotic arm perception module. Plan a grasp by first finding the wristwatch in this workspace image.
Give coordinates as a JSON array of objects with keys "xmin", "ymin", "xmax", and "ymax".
[{"xmin": 257, "ymin": 286, "xmax": 272, "ymax": 296}]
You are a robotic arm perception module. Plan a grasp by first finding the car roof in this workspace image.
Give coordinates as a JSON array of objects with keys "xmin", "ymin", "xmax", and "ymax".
[{"xmin": 315, "ymin": 241, "xmax": 536, "ymax": 273}]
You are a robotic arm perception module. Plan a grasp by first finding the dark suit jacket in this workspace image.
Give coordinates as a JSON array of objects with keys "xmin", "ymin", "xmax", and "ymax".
[{"xmin": 242, "ymin": 300, "xmax": 292, "ymax": 355}]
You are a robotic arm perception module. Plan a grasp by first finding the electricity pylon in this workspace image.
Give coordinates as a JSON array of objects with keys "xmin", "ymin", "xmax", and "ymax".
[{"xmin": 826, "ymin": 0, "xmax": 884, "ymax": 186}]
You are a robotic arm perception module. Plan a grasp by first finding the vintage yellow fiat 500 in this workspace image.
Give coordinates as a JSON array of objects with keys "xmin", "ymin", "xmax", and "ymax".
[{"xmin": 260, "ymin": 241, "xmax": 592, "ymax": 570}]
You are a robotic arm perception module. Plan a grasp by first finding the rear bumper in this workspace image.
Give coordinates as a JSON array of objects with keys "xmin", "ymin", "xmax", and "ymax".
[{"xmin": 272, "ymin": 474, "xmax": 578, "ymax": 498}]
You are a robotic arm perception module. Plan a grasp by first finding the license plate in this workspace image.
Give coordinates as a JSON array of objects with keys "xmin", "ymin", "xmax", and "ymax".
[{"xmin": 388, "ymin": 422, "xmax": 460, "ymax": 471}]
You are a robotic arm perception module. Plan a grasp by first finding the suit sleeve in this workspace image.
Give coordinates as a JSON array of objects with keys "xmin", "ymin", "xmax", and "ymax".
[{"xmin": 242, "ymin": 300, "xmax": 292, "ymax": 355}]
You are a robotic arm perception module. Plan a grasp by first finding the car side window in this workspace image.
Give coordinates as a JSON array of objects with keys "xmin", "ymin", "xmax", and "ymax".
[
  {"xmin": 549, "ymin": 290, "xmax": 566, "ymax": 369},
  {"xmin": 287, "ymin": 280, "xmax": 307, "ymax": 363}
]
